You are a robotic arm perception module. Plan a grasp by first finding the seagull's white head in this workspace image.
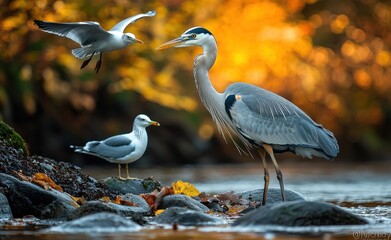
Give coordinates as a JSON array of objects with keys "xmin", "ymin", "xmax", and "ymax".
[
  {"xmin": 134, "ymin": 114, "xmax": 160, "ymax": 128},
  {"xmin": 123, "ymin": 33, "xmax": 143, "ymax": 44}
]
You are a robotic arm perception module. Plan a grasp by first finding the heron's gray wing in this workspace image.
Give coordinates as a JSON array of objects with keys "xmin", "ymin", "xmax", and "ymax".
[
  {"xmin": 225, "ymin": 83, "xmax": 338, "ymax": 156},
  {"xmin": 85, "ymin": 135, "xmax": 135, "ymax": 159},
  {"xmin": 34, "ymin": 20, "xmax": 111, "ymax": 46},
  {"xmin": 109, "ymin": 10, "xmax": 156, "ymax": 32}
]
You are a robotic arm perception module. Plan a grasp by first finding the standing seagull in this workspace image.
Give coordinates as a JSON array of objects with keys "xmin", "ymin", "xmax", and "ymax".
[
  {"xmin": 70, "ymin": 114, "xmax": 160, "ymax": 180},
  {"xmin": 157, "ymin": 27, "xmax": 339, "ymax": 205},
  {"xmin": 34, "ymin": 10, "xmax": 156, "ymax": 73}
]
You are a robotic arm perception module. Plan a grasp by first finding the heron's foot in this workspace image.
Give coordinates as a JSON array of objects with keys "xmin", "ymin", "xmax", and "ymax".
[
  {"xmin": 94, "ymin": 60, "xmax": 102, "ymax": 73},
  {"xmin": 118, "ymin": 176, "xmax": 127, "ymax": 181},
  {"xmin": 80, "ymin": 59, "xmax": 91, "ymax": 69},
  {"xmin": 126, "ymin": 177, "xmax": 137, "ymax": 180}
]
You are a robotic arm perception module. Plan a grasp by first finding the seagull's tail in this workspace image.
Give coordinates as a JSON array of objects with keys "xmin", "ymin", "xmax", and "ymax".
[{"xmin": 72, "ymin": 47, "xmax": 89, "ymax": 59}]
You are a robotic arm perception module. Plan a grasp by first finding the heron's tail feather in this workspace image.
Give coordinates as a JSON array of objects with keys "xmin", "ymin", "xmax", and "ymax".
[{"xmin": 316, "ymin": 127, "xmax": 339, "ymax": 159}]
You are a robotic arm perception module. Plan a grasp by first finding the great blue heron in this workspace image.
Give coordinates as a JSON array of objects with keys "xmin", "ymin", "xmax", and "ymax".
[
  {"xmin": 157, "ymin": 27, "xmax": 339, "ymax": 205},
  {"xmin": 70, "ymin": 114, "xmax": 160, "ymax": 180},
  {"xmin": 34, "ymin": 10, "xmax": 156, "ymax": 73}
]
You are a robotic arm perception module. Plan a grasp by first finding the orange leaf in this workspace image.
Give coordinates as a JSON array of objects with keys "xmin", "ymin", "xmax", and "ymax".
[
  {"xmin": 70, "ymin": 195, "xmax": 86, "ymax": 205},
  {"xmin": 100, "ymin": 196, "xmax": 111, "ymax": 202},
  {"xmin": 113, "ymin": 196, "xmax": 137, "ymax": 206},
  {"xmin": 227, "ymin": 205, "xmax": 247, "ymax": 215},
  {"xmin": 140, "ymin": 193, "xmax": 157, "ymax": 210},
  {"xmin": 31, "ymin": 173, "xmax": 63, "ymax": 192},
  {"xmin": 154, "ymin": 186, "xmax": 174, "ymax": 211}
]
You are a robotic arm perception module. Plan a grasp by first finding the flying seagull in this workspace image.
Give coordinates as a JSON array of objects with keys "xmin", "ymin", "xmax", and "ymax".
[
  {"xmin": 34, "ymin": 10, "xmax": 156, "ymax": 73},
  {"xmin": 70, "ymin": 114, "xmax": 160, "ymax": 180}
]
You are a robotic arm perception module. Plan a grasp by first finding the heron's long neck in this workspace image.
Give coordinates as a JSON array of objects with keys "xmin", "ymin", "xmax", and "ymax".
[{"xmin": 193, "ymin": 39, "xmax": 223, "ymax": 112}]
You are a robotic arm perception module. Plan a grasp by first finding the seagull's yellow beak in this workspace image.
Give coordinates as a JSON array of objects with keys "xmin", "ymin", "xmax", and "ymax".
[
  {"xmin": 150, "ymin": 121, "xmax": 160, "ymax": 127},
  {"xmin": 156, "ymin": 36, "xmax": 186, "ymax": 50}
]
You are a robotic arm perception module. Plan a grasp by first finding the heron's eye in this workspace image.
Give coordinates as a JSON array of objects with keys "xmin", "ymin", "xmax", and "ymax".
[{"xmin": 190, "ymin": 33, "xmax": 196, "ymax": 39}]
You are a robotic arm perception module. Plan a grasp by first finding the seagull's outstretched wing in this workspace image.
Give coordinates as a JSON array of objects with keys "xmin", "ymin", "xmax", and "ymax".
[
  {"xmin": 110, "ymin": 10, "xmax": 156, "ymax": 32},
  {"xmin": 34, "ymin": 20, "xmax": 111, "ymax": 46}
]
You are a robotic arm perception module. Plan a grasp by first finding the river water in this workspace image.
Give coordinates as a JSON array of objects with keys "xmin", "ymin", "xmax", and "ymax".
[{"xmin": 2, "ymin": 160, "xmax": 391, "ymax": 239}]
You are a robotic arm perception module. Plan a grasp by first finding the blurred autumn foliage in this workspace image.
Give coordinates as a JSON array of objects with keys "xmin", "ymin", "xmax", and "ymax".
[{"xmin": 1, "ymin": 0, "xmax": 391, "ymax": 164}]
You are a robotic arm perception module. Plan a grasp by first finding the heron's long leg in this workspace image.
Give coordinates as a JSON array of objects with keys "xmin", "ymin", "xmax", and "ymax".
[
  {"xmin": 263, "ymin": 144, "xmax": 286, "ymax": 202},
  {"xmin": 94, "ymin": 52, "xmax": 102, "ymax": 73},
  {"xmin": 80, "ymin": 51, "xmax": 95, "ymax": 69},
  {"xmin": 258, "ymin": 149, "xmax": 269, "ymax": 205}
]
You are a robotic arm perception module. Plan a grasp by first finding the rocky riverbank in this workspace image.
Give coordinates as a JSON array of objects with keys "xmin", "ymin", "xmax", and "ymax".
[{"xmin": 0, "ymin": 122, "xmax": 369, "ymax": 233}]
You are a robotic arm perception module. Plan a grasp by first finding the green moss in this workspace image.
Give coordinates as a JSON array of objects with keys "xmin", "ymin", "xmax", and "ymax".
[{"xmin": 0, "ymin": 121, "xmax": 29, "ymax": 155}]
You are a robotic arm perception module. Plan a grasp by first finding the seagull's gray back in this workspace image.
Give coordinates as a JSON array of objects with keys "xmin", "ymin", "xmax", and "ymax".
[
  {"xmin": 80, "ymin": 134, "xmax": 136, "ymax": 162},
  {"xmin": 224, "ymin": 82, "xmax": 339, "ymax": 159}
]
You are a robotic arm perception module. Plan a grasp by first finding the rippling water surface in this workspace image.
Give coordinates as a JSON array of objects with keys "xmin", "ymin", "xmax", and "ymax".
[{"xmin": 3, "ymin": 160, "xmax": 391, "ymax": 239}]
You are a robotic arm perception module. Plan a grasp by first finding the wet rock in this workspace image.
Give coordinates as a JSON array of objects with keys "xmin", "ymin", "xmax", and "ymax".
[
  {"xmin": 153, "ymin": 207, "xmax": 224, "ymax": 226},
  {"xmin": 0, "ymin": 141, "xmax": 114, "ymax": 200},
  {"xmin": 100, "ymin": 177, "xmax": 162, "ymax": 195},
  {"xmin": 159, "ymin": 194, "xmax": 209, "ymax": 212},
  {"xmin": 239, "ymin": 188, "xmax": 305, "ymax": 204},
  {"xmin": 45, "ymin": 212, "xmax": 141, "ymax": 233},
  {"xmin": 0, "ymin": 173, "xmax": 77, "ymax": 219},
  {"xmin": 69, "ymin": 194, "xmax": 151, "ymax": 221},
  {"xmin": 68, "ymin": 201, "xmax": 120, "ymax": 220},
  {"xmin": 41, "ymin": 199, "xmax": 78, "ymax": 220},
  {"xmin": 0, "ymin": 192, "xmax": 12, "ymax": 219},
  {"xmin": 233, "ymin": 201, "xmax": 369, "ymax": 227}
]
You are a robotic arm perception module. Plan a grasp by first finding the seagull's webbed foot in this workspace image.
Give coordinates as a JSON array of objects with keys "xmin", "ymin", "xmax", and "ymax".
[{"xmin": 94, "ymin": 52, "xmax": 102, "ymax": 74}]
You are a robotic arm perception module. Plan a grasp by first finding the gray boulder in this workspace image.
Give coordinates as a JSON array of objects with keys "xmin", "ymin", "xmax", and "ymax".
[
  {"xmin": 0, "ymin": 173, "xmax": 77, "ymax": 219},
  {"xmin": 233, "ymin": 201, "xmax": 369, "ymax": 226},
  {"xmin": 101, "ymin": 177, "xmax": 162, "ymax": 195},
  {"xmin": 45, "ymin": 212, "xmax": 141, "ymax": 233},
  {"xmin": 0, "ymin": 192, "xmax": 12, "ymax": 220},
  {"xmin": 69, "ymin": 193, "xmax": 151, "ymax": 221},
  {"xmin": 239, "ymin": 188, "xmax": 305, "ymax": 204},
  {"xmin": 153, "ymin": 207, "xmax": 224, "ymax": 226},
  {"xmin": 159, "ymin": 194, "xmax": 209, "ymax": 212}
]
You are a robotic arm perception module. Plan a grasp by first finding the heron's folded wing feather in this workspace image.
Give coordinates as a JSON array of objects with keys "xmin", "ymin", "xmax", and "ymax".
[
  {"xmin": 225, "ymin": 83, "xmax": 331, "ymax": 148},
  {"xmin": 34, "ymin": 20, "xmax": 111, "ymax": 46},
  {"xmin": 109, "ymin": 10, "xmax": 156, "ymax": 32}
]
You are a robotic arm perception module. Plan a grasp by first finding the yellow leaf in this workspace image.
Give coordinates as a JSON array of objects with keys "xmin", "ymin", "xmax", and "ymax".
[
  {"xmin": 100, "ymin": 196, "xmax": 111, "ymax": 202},
  {"xmin": 227, "ymin": 205, "xmax": 247, "ymax": 215},
  {"xmin": 70, "ymin": 195, "xmax": 86, "ymax": 205},
  {"xmin": 155, "ymin": 209, "xmax": 165, "ymax": 216},
  {"xmin": 171, "ymin": 180, "xmax": 200, "ymax": 197}
]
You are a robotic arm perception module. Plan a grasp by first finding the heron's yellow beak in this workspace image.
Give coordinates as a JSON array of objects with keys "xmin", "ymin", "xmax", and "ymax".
[
  {"xmin": 135, "ymin": 38, "xmax": 144, "ymax": 44},
  {"xmin": 156, "ymin": 36, "xmax": 186, "ymax": 50},
  {"xmin": 150, "ymin": 121, "xmax": 160, "ymax": 127}
]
